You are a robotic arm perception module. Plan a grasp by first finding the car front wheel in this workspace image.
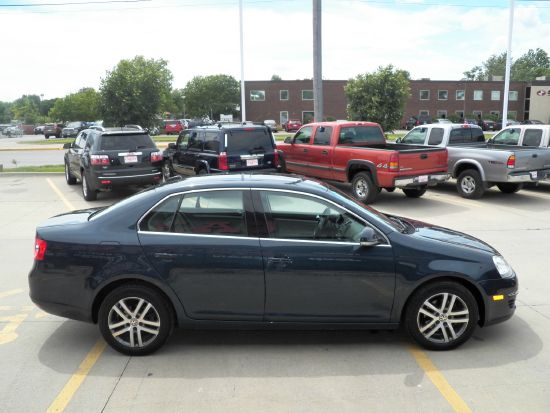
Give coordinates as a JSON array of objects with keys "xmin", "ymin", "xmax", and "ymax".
[
  {"xmin": 82, "ymin": 173, "xmax": 97, "ymax": 201},
  {"xmin": 65, "ymin": 162, "xmax": 77, "ymax": 185},
  {"xmin": 405, "ymin": 281, "xmax": 479, "ymax": 351},
  {"xmin": 98, "ymin": 284, "xmax": 173, "ymax": 356}
]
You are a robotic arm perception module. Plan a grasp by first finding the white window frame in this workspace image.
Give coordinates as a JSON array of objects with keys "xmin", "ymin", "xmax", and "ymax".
[
  {"xmin": 419, "ymin": 110, "xmax": 430, "ymax": 116},
  {"xmin": 302, "ymin": 110, "xmax": 315, "ymax": 124},
  {"xmin": 456, "ymin": 90, "xmax": 465, "ymax": 101},
  {"xmin": 490, "ymin": 110, "xmax": 500, "ymax": 117},
  {"xmin": 250, "ymin": 90, "xmax": 265, "ymax": 101},
  {"xmin": 438, "ymin": 90, "xmax": 448, "ymax": 101},
  {"xmin": 491, "ymin": 90, "xmax": 500, "ymax": 101},
  {"xmin": 280, "ymin": 90, "xmax": 289, "ymax": 101},
  {"xmin": 436, "ymin": 110, "xmax": 447, "ymax": 118},
  {"xmin": 509, "ymin": 91, "xmax": 518, "ymax": 101},
  {"xmin": 473, "ymin": 90, "xmax": 483, "ymax": 101},
  {"xmin": 508, "ymin": 111, "xmax": 517, "ymax": 120},
  {"xmin": 301, "ymin": 90, "xmax": 314, "ymax": 101},
  {"xmin": 280, "ymin": 111, "xmax": 289, "ymax": 125},
  {"xmin": 419, "ymin": 90, "xmax": 430, "ymax": 100}
]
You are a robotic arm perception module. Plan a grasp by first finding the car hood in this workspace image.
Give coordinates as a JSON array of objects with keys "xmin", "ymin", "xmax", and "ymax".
[
  {"xmin": 393, "ymin": 215, "xmax": 497, "ymax": 254},
  {"xmin": 38, "ymin": 207, "xmax": 106, "ymax": 228}
]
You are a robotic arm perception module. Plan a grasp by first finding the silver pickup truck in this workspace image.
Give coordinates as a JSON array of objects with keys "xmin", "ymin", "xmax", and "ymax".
[
  {"xmin": 397, "ymin": 123, "xmax": 550, "ymax": 199},
  {"xmin": 488, "ymin": 124, "xmax": 550, "ymax": 148}
]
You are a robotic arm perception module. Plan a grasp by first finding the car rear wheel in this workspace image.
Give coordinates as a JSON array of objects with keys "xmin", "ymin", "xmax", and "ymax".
[
  {"xmin": 457, "ymin": 169, "xmax": 485, "ymax": 199},
  {"xmin": 82, "ymin": 173, "xmax": 97, "ymax": 201},
  {"xmin": 98, "ymin": 284, "xmax": 173, "ymax": 356},
  {"xmin": 197, "ymin": 168, "xmax": 208, "ymax": 176},
  {"xmin": 65, "ymin": 162, "xmax": 77, "ymax": 185},
  {"xmin": 403, "ymin": 187, "xmax": 427, "ymax": 198},
  {"xmin": 496, "ymin": 183, "xmax": 523, "ymax": 194},
  {"xmin": 405, "ymin": 281, "xmax": 478, "ymax": 351},
  {"xmin": 162, "ymin": 161, "xmax": 174, "ymax": 182},
  {"xmin": 351, "ymin": 172, "xmax": 378, "ymax": 204}
]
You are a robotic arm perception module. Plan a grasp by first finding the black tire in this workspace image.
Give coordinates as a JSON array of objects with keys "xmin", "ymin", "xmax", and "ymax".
[
  {"xmin": 197, "ymin": 168, "xmax": 208, "ymax": 176},
  {"xmin": 162, "ymin": 161, "xmax": 174, "ymax": 182},
  {"xmin": 350, "ymin": 172, "xmax": 379, "ymax": 204},
  {"xmin": 278, "ymin": 152, "xmax": 287, "ymax": 173},
  {"xmin": 82, "ymin": 172, "xmax": 97, "ymax": 201},
  {"xmin": 65, "ymin": 162, "xmax": 77, "ymax": 185},
  {"xmin": 496, "ymin": 183, "xmax": 523, "ymax": 194},
  {"xmin": 405, "ymin": 281, "xmax": 479, "ymax": 351},
  {"xmin": 98, "ymin": 284, "xmax": 174, "ymax": 356},
  {"xmin": 403, "ymin": 186, "xmax": 427, "ymax": 198},
  {"xmin": 456, "ymin": 169, "xmax": 485, "ymax": 199},
  {"xmin": 385, "ymin": 187, "xmax": 396, "ymax": 193}
]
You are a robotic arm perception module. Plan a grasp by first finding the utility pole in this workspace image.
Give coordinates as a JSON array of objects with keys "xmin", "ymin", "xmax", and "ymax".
[
  {"xmin": 313, "ymin": 0, "xmax": 323, "ymax": 122},
  {"xmin": 502, "ymin": 0, "xmax": 514, "ymax": 126},
  {"xmin": 239, "ymin": 0, "xmax": 246, "ymax": 122}
]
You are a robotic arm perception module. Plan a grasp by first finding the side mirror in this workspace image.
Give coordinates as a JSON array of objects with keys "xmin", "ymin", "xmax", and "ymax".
[
  {"xmin": 395, "ymin": 137, "xmax": 402, "ymax": 143},
  {"xmin": 63, "ymin": 142, "xmax": 73, "ymax": 149},
  {"xmin": 359, "ymin": 227, "xmax": 382, "ymax": 247},
  {"xmin": 284, "ymin": 137, "xmax": 293, "ymax": 144},
  {"xmin": 168, "ymin": 143, "xmax": 177, "ymax": 150}
]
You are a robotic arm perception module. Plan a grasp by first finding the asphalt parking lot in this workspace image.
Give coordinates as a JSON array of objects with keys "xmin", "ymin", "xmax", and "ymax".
[{"xmin": 1, "ymin": 174, "xmax": 550, "ymax": 412}]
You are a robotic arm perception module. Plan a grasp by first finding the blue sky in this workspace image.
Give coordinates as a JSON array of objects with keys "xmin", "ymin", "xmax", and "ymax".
[{"xmin": 1, "ymin": 0, "xmax": 549, "ymax": 101}]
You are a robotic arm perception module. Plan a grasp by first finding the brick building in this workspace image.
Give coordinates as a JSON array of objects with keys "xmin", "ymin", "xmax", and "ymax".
[{"xmin": 244, "ymin": 78, "xmax": 550, "ymax": 128}]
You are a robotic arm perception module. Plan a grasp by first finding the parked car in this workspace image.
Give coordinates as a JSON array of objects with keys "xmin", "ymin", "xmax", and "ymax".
[
  {"xmin": 283, "ymin": 119, "xmax": 302, "ymax": 132},
  {"xmin": 488, "ymin": 125, "xmax": 550, "ymax": 148},
  {"xmin": 124, "ymin": 124, "xmax": 143, "ymax": 130},
  {"xmin": 397, "ymin": 123, "xmax": 550, "ymax": 198},
  {"xmin": 478, "ymin": 119, "xmax": 496, "ymax": 131},
  {"xmin": 62, "ymin": 121, "xmax": 88, "ymax": 138},
  {"xmin": 34, "ymin": 125, "xmax": 45, "ymax": 135},
  {"xmin": 162, "ymin": 123, "xmax": 280, "ymax": 179},
  {"xmin": 4, "ymin": 125, "xmax": 23, "ymax": 137},
  {"xmin": 63, "ymin": 128, "xmax": 163, "ymax": 201},
  {"xmin": 163, "ymin": 120, "xmax": 183, "ymax": 135},
  {"xmin": 263, "ymin": 119, "xmax": 278, "ymax": 131},
  {"xmin": 435, "ymin": 118, "xmax": 452, "ymax": 124},
  {"xmin": 404, "ymin": 116, "xmax": 418, "ymax": 130},
  {"xmin": 495, "ymin": 119, "xmax": 520, "ymax": 130},
  {"xmin": 277, "ymin": 121, "xmax": 449, "ymax": 203},
  {"xmin": 44, "ymin": 123, "xmax": 63, "ymax": 139},
  {"xmin": 521, "ymin": 119, "xmax": 544, "ymax": 125},
  {"xmin": 0, "ymin": 124, "xmax": 11, "ymax": 135},
  {"xmin": 29, "ymin": 173, "xmax": 519, "ymax": 355}
]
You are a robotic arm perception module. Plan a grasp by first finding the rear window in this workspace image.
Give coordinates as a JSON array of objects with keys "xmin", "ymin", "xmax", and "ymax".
[
  {"xmin": 337, "ymin": 126, "xmax": 384, "ymax": 145},
  {"xmin": 427, "ymin": 128, "xmax": 444, "ymax": 145},
  {"xmin": 98, "ymin": 134, "xmax": 156, "ymax": 150},
  {"xmin": 449, "ymin": 128, "xmax": 471, "ymax": 144},
  {"xmin": 523, "ymin": 129, "xmax": 542, "ymax": 147},
  {"xmin": 226, "ymin": 129, "xmax": 274, "ymax": 155}
]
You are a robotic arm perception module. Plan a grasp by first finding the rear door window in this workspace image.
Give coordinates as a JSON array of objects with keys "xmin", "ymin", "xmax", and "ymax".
[
  {"xmin": 522, "ymin": 129, "xmax": 543, "ymax": 146},
  {"xmin": 226, "ymin": 129, "xmax": 274, "ymax": 155},
  {"xmin": 99, "ymin": 134, "xmax": 156, "ymax": 150},
  {"xmin": 427, "ymin": 128, "xmax": 444, "ymax": 145},
  {"xmin": 204, "ymin": 132, "xmax": 221, "ymax": 152},
  {"xmin": 188, "ymin": 131, "xmax": 203, "ymax": 151},
  {"xmin": 313, "ymin": 126, "xmax": 332, "ymax": 145}
]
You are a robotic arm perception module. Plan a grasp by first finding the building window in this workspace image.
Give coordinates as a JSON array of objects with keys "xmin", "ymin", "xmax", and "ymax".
[
  {"xmin": 508, "ymin": 111, "xmax": 517, "ymax": 120},
  {"xmin": 302, "ymin": 111, "xmax": 314, "ymax": 124},
  {"xmin": 301, "ymin": 90, "xmax": 314, "ymax": 100},
  {"xmin": 250, "ymin": 90, "xmax": 265, "ymax": 101},
  {"xmin": 472, "ymin": 110, "xmax": 482, "ymax": 119},
  {"xmin": 473, "ymin": 90, "xmax": 483, "ymax": 101},
  {"xmin": 438, "ymin": 90, "xmax": 448, "ymax": 100},
  {"xmin": 419, "ymin": 90, "xmax": 430, "ymax": 100},
  {"xmin": 436, "ymin": 110, "xmax": 447, "ymax": 118},
  {"xmin": 491, "ymin": 91, "xmax": 501, "ymax": 101},
  {"xmin": 456, "ymin": 90, "xmax": 465, "ymax": 100},
  {"xmin": 509, "ymin": 91, "xmax": 518, "ymax": 101},
  {"xmin": 280, "ymin": 90, "xmax": 289, "ymax": 101},
  {"xmin": 280, "ymin": 111, "xmax": 289, "ymax": 125},
  {"xmin": 490, "ymin": 111, "xmax": 500, "ymax": 117},
  {"xmin": 419, "ymin": 110, "xmax": 429, "ymax": 116},
  {"xmin": 455, "ymin": 110, "xmax": 464, "ymax": 118}
]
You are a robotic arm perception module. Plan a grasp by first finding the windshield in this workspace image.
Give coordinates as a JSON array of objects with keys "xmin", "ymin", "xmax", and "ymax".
[
  {"xmin": 67, "ymin": 122, "xmax": 81, "ymax": 128},
  {"xmin": 226, "ymin": 130, "xmax": 274, "ymax": 155},
  {"xmin": 401, "ymin": 127, "xmax": 428, "ymax": 144},
  {"xmin": 99, "ymin": 134, "xmax": 156, "ymax": 150}
]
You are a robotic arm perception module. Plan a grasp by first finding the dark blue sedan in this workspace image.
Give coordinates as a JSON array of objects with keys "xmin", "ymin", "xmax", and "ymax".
[{"xmin": 29, "ymin": 174, "xmax": 518, "ymax": 355}]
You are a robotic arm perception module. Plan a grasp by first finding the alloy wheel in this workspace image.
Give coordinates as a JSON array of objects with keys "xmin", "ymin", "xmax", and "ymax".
[
  {"xmin": 107, "ymin": 297, "xmax": 161, "ymax": 348},
  {"xmin": 417, "ymin": 292, "xmax": 469, "ymax": 344},
  {"xmin": 354, "ymin": 178, "xmax": 368, "ymax": 198},
  {"xmin": 460, "ymin": 176, "xmax": 476, "ymax": 194}
]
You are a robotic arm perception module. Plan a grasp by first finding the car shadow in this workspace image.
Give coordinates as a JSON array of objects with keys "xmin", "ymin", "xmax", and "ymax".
[{"xmin": 38, "ymin": 314, "xmax": 541, "ymax": 379}]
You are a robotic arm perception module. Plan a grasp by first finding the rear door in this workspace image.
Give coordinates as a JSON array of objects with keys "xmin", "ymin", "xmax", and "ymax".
[
  {"xmin": 69, "ymin": 131, "xmax": 87, "ymax": 179},
  {"xmin": 307, "ymin": 125, "xmax": 333, "ymax": 179}
]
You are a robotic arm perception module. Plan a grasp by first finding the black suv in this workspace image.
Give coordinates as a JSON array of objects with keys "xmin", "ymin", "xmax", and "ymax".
[
  {"xmin": 162, "ymin": 123, "xmax": 280, "ymax": 179},
  {"xmin": 62, "ymin": 121, "xmax": 88, "ymax": 138},
  {"xmin": 44, "ymin": 123, "xmax": 64, "ymax": 139},
  {"xmin": 64, "ymin": 129, "xmax": 163, "ymax": 201}
]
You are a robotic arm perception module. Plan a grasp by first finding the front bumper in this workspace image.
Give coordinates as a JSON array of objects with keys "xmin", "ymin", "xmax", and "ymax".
[
  {"xmin": 479, "ymin": 276, "xmax": 518, "ymax": 326},
  {"xmin": 394, "ymin": 172, "xmax": 450, "ymax": 188},
  {"xmin": 507, "ymin": 168, "xmax": 550, "ymax": 183}
]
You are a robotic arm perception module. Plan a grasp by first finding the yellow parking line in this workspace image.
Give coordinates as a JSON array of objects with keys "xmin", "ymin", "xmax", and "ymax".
[
  {"xmin": 46, "ymin": 178, "xmax": 76, "ymax": 211},
  {"xmin": 0, "ymin": 313, "xmax": 29, "ymax": 345},
  {"xmin": 46, "ymin": 340, "xmax": 107, "ymax": 413},
  {"xmin": 0, "ymin": 288, "xmax": 24, "ymax": 299},
  {"xmin": 409, "ymin": 347, "xmax": 472, "ymax": 413}
]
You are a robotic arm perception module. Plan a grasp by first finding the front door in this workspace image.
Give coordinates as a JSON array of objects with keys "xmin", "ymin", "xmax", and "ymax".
[
  {"xmin": 253, "ymin": 190, "xmax": 396, "ymax": 322},
  {"xmin": 284, "ymin": 126, "xmax": 314, "ymax": 176},
  {"xmin": 138, "ymin": 189, "xmax": 264, "ymax": 321}
]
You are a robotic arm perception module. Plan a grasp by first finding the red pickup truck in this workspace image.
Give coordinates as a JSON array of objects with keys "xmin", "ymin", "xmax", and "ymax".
[{"xmin": 277, "ymin": 121, "xmax": 449, "ymax": 203}]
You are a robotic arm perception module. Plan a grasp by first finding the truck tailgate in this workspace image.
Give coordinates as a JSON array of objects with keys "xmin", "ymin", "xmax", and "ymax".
[
  {"xmin": 513, "ymin": 148, "xmax": 550, "ymax": 171},
  {"xmin": 397, "ymin": 147, "xmax": 448, "ymax": 173}
]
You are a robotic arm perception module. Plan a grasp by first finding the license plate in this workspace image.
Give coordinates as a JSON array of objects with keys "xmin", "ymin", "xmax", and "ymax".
[
  {"xmin": 530, "ymin": 171, "xmax": 538, "ymax": 179},
  {"xmin": 418, "ymin": 175, "xmax": 428, "ymax": 183},
  {"xmin": 246, "ymin": 159, "xmax": 258, "ymax": 167},
  {"xmin": 124, "ymin": 155, "xmax": 138, "ymax": 163}
]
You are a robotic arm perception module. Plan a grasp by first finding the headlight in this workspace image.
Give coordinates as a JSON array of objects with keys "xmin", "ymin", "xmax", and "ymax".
[{"xmin": 492, "ymin": 255, "xmax": 514, "ymax": 278}]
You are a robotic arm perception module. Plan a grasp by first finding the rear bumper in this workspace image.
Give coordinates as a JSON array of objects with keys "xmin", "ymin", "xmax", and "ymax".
[
  {"xmin": 91, "ymin": 169, "xmax": 162, "ymax": 189},
  {"xmin": 394, "ymin": 172, "xmax": 449, "ymax": 188},
  {"xmin": 507, "ymin": 168, "xmax": 550, "ymax": 182}
]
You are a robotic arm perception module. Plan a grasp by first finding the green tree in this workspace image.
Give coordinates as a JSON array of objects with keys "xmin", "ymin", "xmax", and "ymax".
[
  {"xmin": 345, "ymin": 65, "xmax": 410, "ymax": 131},
  {"xmin": 49, "ymin": 88, "xmax": 100, "ymax": 122},
  {"xmin": 100, "ymin": 56, "xmax": 173, "ymax": 127},
  {"xmin": 271, "ymin": 74, "xmax": 282, "ymax": 81},
  {"xmin": 0, "ymin": 101, "xmax": 12, "ymax": 123},
  {"xmin": 10, "ymin": 95, "xmax": 41, "ymax": 124},
  {"xmin": 161, "ymin": 88, "xmax": 186, "ymax": 118},
  {"xmin": 183, "ymin": 74, "xmax": 239, "ymax": 120}
]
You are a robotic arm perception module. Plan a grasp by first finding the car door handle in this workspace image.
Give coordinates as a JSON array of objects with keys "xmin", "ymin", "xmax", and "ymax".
[
  {"xmin": 267, "ymin": 256, "xmax": 293, "ymax": 264},
  {"xmin": 303, "ymin": 148, "xmax": 308, "ymax": 153},
  {"xmin": 153, "ymin": 252, "xmax": 177, "ymax": 258},
  {"xmin": 322, "ymin": 150, "xmax": 329, "ymax": 155},
  {"xmin": 420, "ymin": 154, "xmax": 428, "ymax": 159}
]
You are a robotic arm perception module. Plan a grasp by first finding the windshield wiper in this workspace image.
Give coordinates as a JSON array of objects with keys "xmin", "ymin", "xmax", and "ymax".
[{"xmin": 387, "ymin": 216, "xmax": 408, "ymax": 233}]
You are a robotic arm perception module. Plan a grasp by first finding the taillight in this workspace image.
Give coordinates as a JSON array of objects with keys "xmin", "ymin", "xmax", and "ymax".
[
  {"xmin": 273, "ymin": 150, "xmax": 279, "ymax": 167},
  {"xmin": 507, "ymin": 155, "xmax": 515, "ymax": 169},
  {"xmin": 389, "ymin": 153, "xmax": 399, "ymax": 171},
  {"xmin": 218, "ymin": 152, "xmax": 228, "ymax": 170},
  {"xmin": 151, "ymin": 151, "xmax": 163, "ymax": 162},
  {"xmin": 34, "ymin": 237, "xmax": 47, "ymax": 261},
  {"xmin": 90, "ymin": 154, "xmax": 109, "ymax": 165}
]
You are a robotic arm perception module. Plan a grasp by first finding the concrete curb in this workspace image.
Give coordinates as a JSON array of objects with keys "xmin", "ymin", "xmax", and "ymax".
[
  {"xmin": 0, "ymin": 147, "xmax": 63, "ymax": 152},
  {"xmin": 0, "ymin": 172, "xmax": 64, "ymax": 177}
]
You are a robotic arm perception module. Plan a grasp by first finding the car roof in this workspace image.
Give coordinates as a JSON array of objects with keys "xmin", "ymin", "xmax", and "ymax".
[
  {"xmin": 302, "ymin": 121, "xmax": 381, "ymax": 128},
  {"xmin": 189, "ymin": 123, "xmax": 270, "ymax": 131}
]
